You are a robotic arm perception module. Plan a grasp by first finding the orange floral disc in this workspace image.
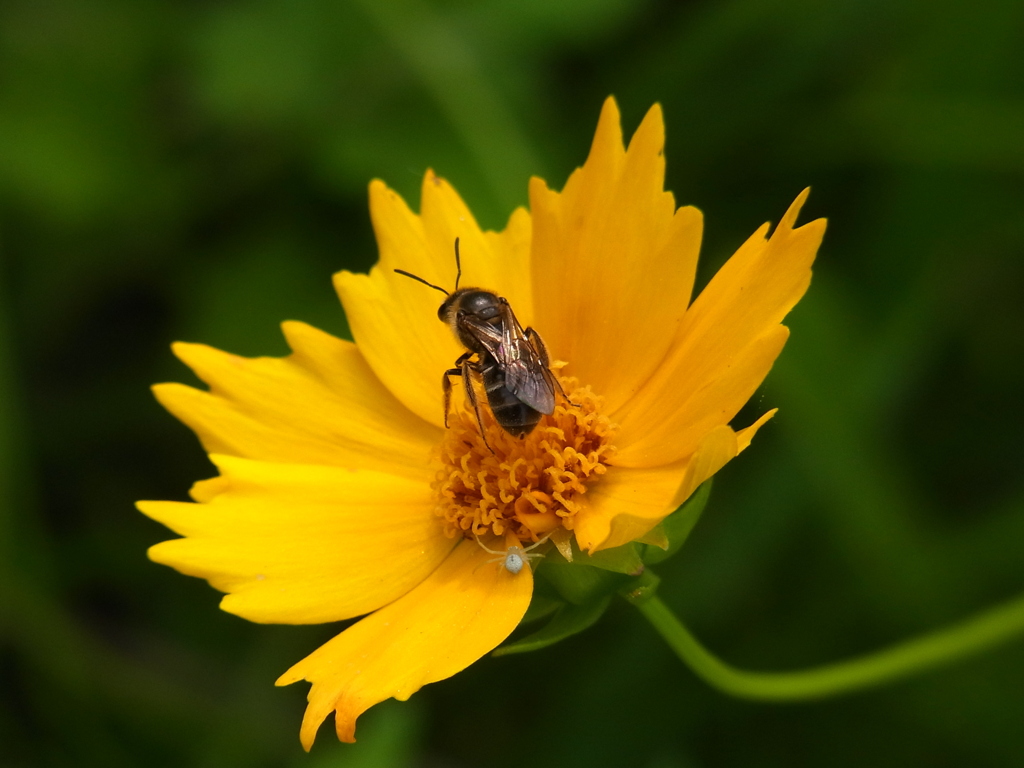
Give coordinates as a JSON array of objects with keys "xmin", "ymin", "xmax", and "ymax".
[{"xmin": 435, "ymin": 376, "xmax": 617, "ymax": 545}]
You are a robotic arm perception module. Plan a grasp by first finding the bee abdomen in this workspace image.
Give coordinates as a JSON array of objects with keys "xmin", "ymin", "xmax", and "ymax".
[
  {"xmin": 479, "ymin": 357, "xmax": 542, "ymax": 437},
  {"xmin": 489, "ymin": 396, "xmax": 541, "ymax": 437}
]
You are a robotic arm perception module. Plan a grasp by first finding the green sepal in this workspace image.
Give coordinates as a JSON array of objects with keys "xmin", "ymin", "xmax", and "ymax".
[
  {"xmin": 549, "ymin": 538, "xmax": 645, "ymax": 575},
  {"xmin": 640, "ymin": 480, "xmax": 712, "ymax": 565},
  {"xmin": 493, "ymin": 596, "xmax": 611, "ymax": 657},
  {"xmin": 619, "ymin": 569, "xmax": 661, "ymax": 605},
  {"xmin": 536, "ymin": 559, "xmax": 632, "ymax": 605}
]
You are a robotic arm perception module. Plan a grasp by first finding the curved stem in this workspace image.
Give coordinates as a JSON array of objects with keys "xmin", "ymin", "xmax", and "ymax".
[{"xmin": 631, "ymin": 592, "xmax": 1024, "ymax": 700}]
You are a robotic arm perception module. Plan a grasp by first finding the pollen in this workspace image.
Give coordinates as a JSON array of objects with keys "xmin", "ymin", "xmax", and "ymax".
[{"xmin": 433, "ymin": 376, "xmax": 616, "ymax": 546}]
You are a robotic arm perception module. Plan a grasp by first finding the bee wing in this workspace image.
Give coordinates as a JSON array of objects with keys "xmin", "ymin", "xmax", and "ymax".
[
  {"xmin": 457, "ymin": 314, "xmax": 504, "ymax": 355},
  {"xmin": 505, "ymin": 358, "xmax": 556, "ymax": 415},
  {"xmin": 497, "ymin": 303, "xmax": 556, "ymax": 415},
  {"xmin": 458, "ymin": 304, "xmax": 556, "ymax": 415}
]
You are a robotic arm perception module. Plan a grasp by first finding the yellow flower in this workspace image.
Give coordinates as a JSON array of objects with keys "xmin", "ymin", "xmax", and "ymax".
[{"xmin": 137, "ymin": 97, "xmax": 825, "ymax": 749}]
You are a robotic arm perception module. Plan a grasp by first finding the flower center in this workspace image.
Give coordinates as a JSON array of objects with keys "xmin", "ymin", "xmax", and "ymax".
[{"xmin": 433, "ymin": 376, "xmax": 616, "ymax": 546}]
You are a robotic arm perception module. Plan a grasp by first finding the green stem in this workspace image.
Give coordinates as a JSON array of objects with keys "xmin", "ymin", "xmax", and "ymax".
[{"xmin": 631, "ymin": 592, "xmax": 1024, "ymax": 700}]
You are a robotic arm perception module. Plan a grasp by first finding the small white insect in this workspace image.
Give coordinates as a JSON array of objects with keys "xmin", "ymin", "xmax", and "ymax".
[{"xmin": 474, "ymin": 534, "xmax": 549, "ymax": 575}]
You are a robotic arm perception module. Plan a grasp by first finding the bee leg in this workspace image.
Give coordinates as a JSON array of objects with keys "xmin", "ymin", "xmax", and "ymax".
[
  {"xmin": 442, "ymin": 369, "xmax": 459, "ymax": 429},
  {"xmin": 525, "ymin": 327, "xmax": 579, "ymax": 408},
  {"xmin": 442, "ymin": 352, "xmax": 473, "ymax": 428},
  {"xmin": 461, "ymin": 358, "xmax": 494, "ymax": 454}
]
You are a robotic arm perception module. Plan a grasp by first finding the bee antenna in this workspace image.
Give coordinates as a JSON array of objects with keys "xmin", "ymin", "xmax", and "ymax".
[
  {"xmin": 453, "ymin": 237, "xmax": 462, "ymax": 291},
  {"xmin": 393, "ymin": 269, "xmax": 449, "ymax": 296}
]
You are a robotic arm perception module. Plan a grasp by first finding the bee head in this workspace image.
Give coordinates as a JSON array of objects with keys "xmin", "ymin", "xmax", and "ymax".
[{"xmin": 441, "ymin": 289, "xmax": 502, "ymax": 325}]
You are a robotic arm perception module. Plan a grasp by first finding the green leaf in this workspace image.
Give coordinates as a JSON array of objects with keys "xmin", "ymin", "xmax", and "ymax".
[
  {"xmin": 520, "ymin": 593, "xmax": 562, "ymax": 624},
  {"xmin": 493, "ymin": 596, "xmax": 611, "ymax": 657},
  {"xmin": 641, "ymin": 480, "xmax": 713, "ymax": 565}
]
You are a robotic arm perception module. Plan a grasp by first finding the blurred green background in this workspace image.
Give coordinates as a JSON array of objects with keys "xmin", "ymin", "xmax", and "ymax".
[{"xmin": 2, "ymin": 0, "xmax": 1024, "ymax": 765}]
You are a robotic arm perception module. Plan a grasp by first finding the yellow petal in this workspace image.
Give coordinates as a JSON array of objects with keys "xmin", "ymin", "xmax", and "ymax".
[
  {"xmin": 276, "ymin": 540, "xmax": 532, "ymax": 747},
  {"xmin": 530, "ymin": 97, "xmax": 703, "ymax": 413},
  {"xmin": 337, "ymin": 174, "xmax": 533, "ymax": 428},
  {"xmin": 154, "ymin": 322, "xmax": 438, "ymax": 478},
  {"xmin": 613, "ymin": 190, "xmax": 825, "ymax": 466},
  {"xmin": 139, "ymin": 455, "xmax": 454, "ymax": 624},
  {"xmin": 576, "ymin": 410, "xmax": 775, "ymax": 553},
  {"xmin": 663, "ymin": 411, "xmax": 775, "ymax": 512},
  {"xmin": 666, "ymin": 425, "xmax": 741, "ymax": 514},
  {"xmin": 735, "ymin": 407, "xmax": 777, "ymax": 453},
  {"xmin": 614, "ymin": 325, "xmax": 790, "ymax": 467},
  {"xmin": 574, "ymin": 462, "xmax": 690, "ymax": 553}
]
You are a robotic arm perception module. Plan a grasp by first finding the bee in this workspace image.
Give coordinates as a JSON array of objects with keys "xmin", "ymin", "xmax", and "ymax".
[{"xmin": 394, "ymin": 238, "xmax": 568, "ymax": 450}]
